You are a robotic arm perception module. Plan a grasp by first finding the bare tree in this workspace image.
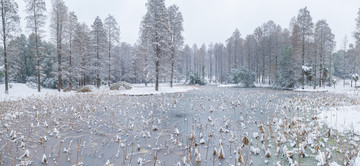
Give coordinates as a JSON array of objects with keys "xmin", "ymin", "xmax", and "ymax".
[
  {"xmin": 315, "ymin": 20, "xmax": 334, "ymax": 87},
  {"xmin": 50, "ymin": 0, "xmax": 68, "ymax": 92},
  {"xmin": 104, "ymin": 15, "xmax": 120, "ymax": 87},
  {"xmin": 0, "ymin": 0, "xmax": 19, "ymax": 94},
  {"xmin": 342, "ymin": 35, "xmax": 348, "ymax": 86},
  {"xmin": 24, "ymin": 0, "xmax": 46, "ymax": 92},
  {"xmin": 168, "ymin": 5, "xmax": 183, "ymax": 88},
  {"xmin": 66, "ymin": 11, "xmax": 77, "ymax": 89}
]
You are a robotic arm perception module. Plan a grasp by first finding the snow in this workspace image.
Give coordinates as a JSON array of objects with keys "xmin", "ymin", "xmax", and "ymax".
[
  {"xmin": 0, "ymin": 83, "xmax": 198, "ymax": 101},
  {"xmin": 354, "ymin": 154, "xmax": 360, "ymax": 166},
  {"xmin": 319, "ymin": 105, "xmax": 360, "ymax": 134},
  {"xmin": 0, "ymin": 83, "xmax": 74, "ymax": 102},
  {"xmin": 217, "ymin": 83, "xmax": 271, "ymax": 88},
  {"xmin": 294, "ymin": 88, "xmax": 328, "ymax": 92},
  {"xmin": 301, "ymin": 65, "xmax": 312, "ymax": 72},
  {"xmin": 352, "ymin": 73, "xmax": 359, "ymax": 80},
  {"xmin": 294, "ymin": 85, "xmax": 359, "ymax": 96},
  {"xmin": 217, "ymin": 84, "xmax": 238, "ymax": 88},
  {"xmin": 255, "ymin": 83, "xmax": 272, "ymax": 88},
  {"xmin": 111, "ymin": 84, "xmax": 198, "ymax": 96}
]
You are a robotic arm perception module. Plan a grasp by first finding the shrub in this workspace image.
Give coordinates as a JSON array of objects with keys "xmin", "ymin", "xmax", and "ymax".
[
  {"xmin": 110, "ymin": 82, "xmax": 132, "ymax": 90},
  {"xmin": 77, "ymin": 86, "xmax": 91, "ymax": 93},
  {"xmin": 63, "ymin": 87, "xmax": 73, "ymax": 92},
  {"xmin": 231, "ymin": 67, "xmax": 255, "ymax": 88},
  {"xmin": 186, "ymin": 72, "xmax": 206, "ymax": 85},
  {"xmin": 41, "ymin": 78, "xmax": 58, "ymax": 89},
  {"xmin": 275, "ymin": 47, "xmax": 295, "ymax": 89},
  {"xmin": 352, "ymin": 73, "xmax": 359, "ymax": 86}
]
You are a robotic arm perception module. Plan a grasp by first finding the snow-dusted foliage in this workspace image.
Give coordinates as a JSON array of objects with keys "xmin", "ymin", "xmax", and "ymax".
[
  {"xmin": 186, "ymin": 72, "xmax": 206, "ymax": 85},
  {"xmin": 302, "ymin": 64, "xmax": 313, "ymax": 81},
  {"xmin": 24, "ymin": 0, "xmax": 47, "ymax": 92},
  {"xmin": 301, "ymin": 65, "xmax": 312, "ymax": 74},
  {"xmin": 352, "ymin": 73, "xmax": 359, "ymax": 82},
  {"xmin": 352, "ymin": 73, "xmax": 359, "ymax": 86},
  {"xmin": 0, "ymin": 0, "xmax": 20, "ymax": 94},
  {"xmin": 231, "ymin": 67, "xmax": 255, "ymax": 87},
  {"xmin": 90, "ymin": 17, "xmax": 107, "ymax": 88},
  {"xmin": 104, "ymin": 15, "xmax": 120, "ymax": 86},
  {"xmin": 138, "ymin": 0, "xmax": 171, "ymax": 91},
  {"xmin": 275, "ymin": 47, "xmax": 295, "ymax": 88},
  {"xmin": 168, "ymin": 4, "xmax": 184, "ymax": 88},
  {"xmin": 0, "ymin": 0, "xmax": 359, "ymax": 95},
  {"xmin": 50, "ymin": 0, "xmax": 68, "ymax": 91},
  {"xmin": 0, "ymin": 65, "xmax": 4, "ymax": 78}
]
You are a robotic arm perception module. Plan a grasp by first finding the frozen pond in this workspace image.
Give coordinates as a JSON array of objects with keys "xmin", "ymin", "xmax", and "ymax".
[{"xmin": 0, "ymin": 86, "xmax": 359, "ymax": 165}]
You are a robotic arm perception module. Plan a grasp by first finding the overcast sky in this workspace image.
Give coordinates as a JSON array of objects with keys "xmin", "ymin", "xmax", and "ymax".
[{"xmin": 17, "ymin": 0, "xmax": 359, "ymax": 50}]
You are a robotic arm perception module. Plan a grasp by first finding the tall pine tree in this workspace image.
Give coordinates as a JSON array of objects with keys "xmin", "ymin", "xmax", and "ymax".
[{"xmin": 0, "ymin": 0, "xmax": 19, "ymax": 94}]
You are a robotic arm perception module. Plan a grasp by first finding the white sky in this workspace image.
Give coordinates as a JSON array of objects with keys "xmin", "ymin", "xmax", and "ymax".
[{"xmin": 17, "ymin": 0, "xmax": 359, "ymax": 50}]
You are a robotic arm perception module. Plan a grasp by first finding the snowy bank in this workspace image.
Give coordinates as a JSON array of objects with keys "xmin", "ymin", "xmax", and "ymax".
[
  {"xmin": 217, "ymin": 84, "xmax": 238, "ymax": 88},
  {"xmin": 0, "ymin": 83, "xmax": 74, "ymax": 102},
  {"xmin": 319, "ymin": 105, "xmax": 360, "ymax": 134},
  {"xmin": 0, "ymin": 83, "xmax": 198, "ymax": 101},
  {"xmin": 294, "ymin": 88, "xmax": 328, "ymax": 92},
  {"xmin": 294, "ymin": 85, "xmax": 359, "ymax": 96},
  {"xmin": 110, "ymin": 85, "xmax": 198, "ymax": 96}
]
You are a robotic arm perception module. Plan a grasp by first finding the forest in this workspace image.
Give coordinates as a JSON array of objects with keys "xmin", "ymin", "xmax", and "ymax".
[{"xmin": 0, "ymin": 0, "xmax": 360, "ymax": 93}]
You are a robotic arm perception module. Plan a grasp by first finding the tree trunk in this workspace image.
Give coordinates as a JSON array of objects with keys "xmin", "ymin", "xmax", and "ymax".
[
  {"xmin": 69, "ymin": 35, "xmax": 72, "ymax": 90},
  {"xmin": 268, "ymin": 35, "xmax": 272, "ymax": 85},
  {"xmin": 262, "ymin": 47, "xmax": 265, "ymax": 84},
  {"xmin": 108, "ymin": 32, "xmax": 111, "ymax": 87},
  {"xmin": 155, "ymin": 60, "xmax": 160, "ymax": 91},
  {"xmin": 302, "ymin": 32, "xmax": 305, "ymax": 89},
  {"xmin": 170, "ymin": 47, "xmax": 174, "ymax": 88},
  {"xmin": 3, "ymin": 34, "xmax": 8, "ymax": 94},
  {"xmin": 33, "ymin": 4, "xmax": 41, "ymax": 92},
  {"xmin": 1, "ymin": 0, "xmax": 8, "ymax": 94},
  {"xmin": 57, "ymin": 14, "xmax": 62, "ymax": 92},
  {"xmin": 314, "ymin": 38, "xmax": 317, "ymax": 89},
  {"xmin": 155, "ymin": 44, "xmax": 160, "ymax": 91}
]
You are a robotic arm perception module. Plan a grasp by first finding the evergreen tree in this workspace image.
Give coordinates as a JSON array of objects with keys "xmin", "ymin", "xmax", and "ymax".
[
  {"xmin": 276, "ymin": 47, "xmax": 295, "ymax": 88},
  {"xmin": 73, "ymin": 23, "xmax": 91, "ymax": 86},
  {"xmin": 296, "ymin": 7, "xmax": 314, "ymax": 89},
  {"xmin": 139, "ymin": 0, "xmax": 170, "ymax": 91},
  {"xmin": 90, "ymin": 16, "xmax": 107, "ymax": 88}
]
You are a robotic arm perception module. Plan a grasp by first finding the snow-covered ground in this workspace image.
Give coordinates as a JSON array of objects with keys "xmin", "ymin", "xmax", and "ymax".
[
  {"xmin": 112, "ymin": 84, "xmax": 198, "ymax": 96},
  {"xmin": 217, "ymin": 84, "xmax": 238, "ymax": 88},
  {"xmin": 319, "ymin": 105, "xmax": 360, "ymax": 134},
  {"xmin": 216, "ymin": 83, "xmax": 271, "ymax": 88},
  {"xmin": 294, "ymin": 85, "xmax": 359, "ymax": 95},
  {"xmin": 0, "ymin": 83, "xmax": 198, "ymax": 102},
  {"xmin": 0, "ymin": 83, "xmax": 75, "ymax": 102}
]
